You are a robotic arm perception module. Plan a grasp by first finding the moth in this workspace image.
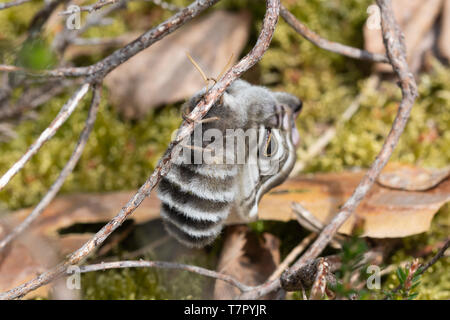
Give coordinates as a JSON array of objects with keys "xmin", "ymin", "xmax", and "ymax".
[{"xmin": 157, "ymin": 79, "xmax": 302, "ymax": 248}]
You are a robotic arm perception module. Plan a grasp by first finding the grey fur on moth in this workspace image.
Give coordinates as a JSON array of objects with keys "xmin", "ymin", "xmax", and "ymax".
[{"xmin": 157, "ymin": 79, "xmax": 302, "ymax": 248}]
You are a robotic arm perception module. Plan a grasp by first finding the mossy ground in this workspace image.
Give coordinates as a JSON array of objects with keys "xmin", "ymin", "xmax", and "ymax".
[{"xmin": 0, "ymin": 0, "xmax": 448, "ymax": 299}]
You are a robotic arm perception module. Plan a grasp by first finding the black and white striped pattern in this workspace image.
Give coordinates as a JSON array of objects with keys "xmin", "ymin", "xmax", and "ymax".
[
  {"xmin": 157, "ymin": 79, "xmax": 302, "ymax": 248},
  {"xmin": 158, "ymin": 162, "xmax": 238, "ymax": 247}
]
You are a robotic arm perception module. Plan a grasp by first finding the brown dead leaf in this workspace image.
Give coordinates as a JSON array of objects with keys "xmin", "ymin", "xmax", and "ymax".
[
  {"xmin": 3, "ymin": 191, "xmax": 161, "ymax": 238},
  {"xmin": 1, "ymin": 164, "xmax": 448, "ymax": 297},
  {"xmin": 0, "ymin": 227, "xmax": 60, "ymax": 299},
  {"xmin": 104, "ymin": 10, "xmax": 251, "ymax": 118},
  {"xmin": 229, "ymin": 164, "xmax": 449, "ymax": 238},
  {"xmin": 377, "ymin": 163, "xmax": 450, "ymax": 191},
  {"xmin": 213, "ymin": 225, "xmax": 280, "ymax": 299},
  {"xmin": 364, "ymin": 0, "xmax": 445, "ymax": 73},
  {"xmin": 0, "ymin": 192, "xmax": 161, "ymax": 297},
  {"xmin": 439, "ymin": 0, "xmax": 450, "ymax": 61}
]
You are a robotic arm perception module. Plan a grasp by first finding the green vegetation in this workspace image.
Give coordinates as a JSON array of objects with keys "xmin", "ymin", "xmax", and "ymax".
[{"xmin": 0, "ymin": 0, "xmax": 448, "ymax": 299}]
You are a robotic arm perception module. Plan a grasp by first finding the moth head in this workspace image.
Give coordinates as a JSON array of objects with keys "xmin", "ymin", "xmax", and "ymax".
[
  {"xmin": 225, "ymin": 80, "xmax": 302, "ymax": 148},
  {"xmin": 225, "ymin": 81, "xmax": 302, "ymax": 220},
  {"xmin": 181, "ymin": 79, "xmax": 302, "ymax": 153}
]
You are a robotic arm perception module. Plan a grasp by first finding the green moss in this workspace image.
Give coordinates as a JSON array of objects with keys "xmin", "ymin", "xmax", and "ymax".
[
  {"xmin": 0, "ymin": 87, "xmax": 181, "ymax": 209},
  {"xmin": 81, "ymin": 253, "xmax": 215, "ymax": 300},
  {"xmin": 383, "ymin": 207, "xmax": 450, "ymax": 300}
]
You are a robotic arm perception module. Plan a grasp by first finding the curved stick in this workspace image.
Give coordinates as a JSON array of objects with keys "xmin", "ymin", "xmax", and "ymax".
[
  {"xmin": 280, "ymin": 5, "xmax": 389, "ymax": 63},
  {"xmin": 0, "ymin": 84, "xmax": 102, "ymax": 252},
  {"xmin": 0, "ymin": 83, "xmax": 90, "ymax": 191},
  {"xmin": 0, "ymin": 0, "xmax": 220, "ymax": 79},
  {"xmin": 240, "ymin": 0, "xmax": 418, "ymax": 299},
  {"xmin": 79, "ymin": 260, "xmax": 252, "ymax": 292}
]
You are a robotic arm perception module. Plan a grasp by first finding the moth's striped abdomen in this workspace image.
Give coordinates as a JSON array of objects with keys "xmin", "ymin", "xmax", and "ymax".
[{"xmin": 157, "ymin": 163, "xmax": 238, "ymax": 248}]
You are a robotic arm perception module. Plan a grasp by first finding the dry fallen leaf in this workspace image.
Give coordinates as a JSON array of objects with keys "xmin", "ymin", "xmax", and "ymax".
[
  {"xmin": 0, "ymin": 191, "xmax": 162, "ymax": 297},
  {"xmin": 213, "ymin": 225, "xmax": 280, "ymax": 299},
  {"xmin": 0, "ymin": 224, "xmax": 70, "ymax": 299},
  {"xmin": 363, "ymin": 0, "xmax": 445, "ymax": 73},
  {"xmin": 439, "ymin": 0, "xmax": 450, "ymax": 61},
  {"xmin": 229, "ymin": 164, "xmax": 450, "ymax": 238},
  {"xmin": 104, "ymin": 10, "xmax": 251, "ymax": 118},
  {"xmin": 377, "ymin": 163, "xmax": 450, "ymax": 191},
  {"xmin": 2, "ymin": 191, "xmax": 161, "ymax": 239}
]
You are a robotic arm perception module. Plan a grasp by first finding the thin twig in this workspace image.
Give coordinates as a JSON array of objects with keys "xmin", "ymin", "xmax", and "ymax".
[
  {"xmin": 0, "ymin": 79, "xmax": 80, "ymax": 121},
  {"xmin": 58, "ymin": 0, "xmax": 118, "ymax": 15},
  {"xmin": 417, "ymin": 238, "xmax": 450, "ymax": 276},
  {"xmin": 309, "ymin": 258, "xmax": 329, "ymax": 300},
  {"xmin": 70, "ymin": 37, "xmax": 128, "ymax": 47},
  {"xmin": 0, "ymin": 84, "xmax": 102, "ymax": 252},
  {"xmin": 52, "ymin": 0, "xmax": 128, "ymax": 55},
  {"xmin": 239, "ymin": 0, "xmax": 417, "ymax": 299},
  {"xmin": 0, "ymin": 0, "xmax": 280, "ymax": 300},
  {"xmin": 281, "ymin": 0, "xmax": 418, "ymax": 287},
  {"xmin": 385, "ymin": 238, "xmax": 450, "ymax": 298},
  {"xmin": 0, "ymin": 0, "xmax": 32, "ymax": 10},
  {"xmin": 2, "ymin": 0, "xmax": 220, "ymax": 79},
  {"xmin": 291, "ymin": 202, "xmax": 344, "ymax": 249},
  {"xmin": 57, "ymin": 0, "xmax": 179, "ymax": 15},
  {"xmin": 290, "ymin": 76, "xmax": 379, "ymax": 176},
  {"xmin": 0, "ymin": 65, "xmax": 23, "ymax": 72},
  {"xmin": 97, "ymin": 235, "xmax": 171, "ymax": 262},
  {"xmin": 79, "ymin": 260, "xmax": 252, "ymax": 292},
  {"xmin": 268, "ymin": 233, "xmax": 316, "ymax": 281},
  {"xmin": 0, "ymin": 83, "xmax": 90, "ymax": 191},
  {"xmin": 280, "ymin": 5, "xmax": 389, "ymax": 63}
]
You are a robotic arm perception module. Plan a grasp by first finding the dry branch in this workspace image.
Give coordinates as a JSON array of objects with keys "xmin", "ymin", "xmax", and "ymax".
[
  {"xmin": 52, "ymin": 0, "xmax": 128, "ymax": 55},
  {"xmin": 0, "ymin": 84, "xmax": 102, "ymax": 252},
  {"xmin": 290, "ymin": 76, "xmax": 379, "ymax": 176},
  {"xmin": 58, "ymin": 0, "xmax": 119, "ymax": 15},
  {"xmin": 79, "ymin": 260, "xmax": 252, "ymax": 292},
  {"xmin": 0, "ymin": 79, "xmax": 79, "ymax": 121},
  {"xmin": 2, "ymin": 0, "xmax": 220, "ymax": 79},
  {"xmin": 0, "ymin": 83, "xmax": 90, "ymax": 191},
  {"xmin": 282, "ymin": 0, "xmax": 417, "ymax": 287},
  {"xmin": 384, "ymin": 238, "xmax": 449, "ymax": 299},
  {"xmin": 280, "ymin": 5, "xmax": 389, "ymax": 63},
  {"xmin": 418, "ymin": 238, "xmax": 450, "ymax": 275},
  {"xmin": 239, "ymin": 0, "xmax": 417, "ymax": 299},
  {"xmin": 268, "ymin": 233, "xmax": 316, "ymax": 281},
  {"xmin": 0, "ymin": 0, "xmax": 32, "ymax": 10},
  {"xmin": 0, "ymin": 0, "xmax": 280, "ymax": 300}
]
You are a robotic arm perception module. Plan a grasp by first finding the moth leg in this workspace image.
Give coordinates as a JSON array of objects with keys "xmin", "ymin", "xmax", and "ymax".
[
  {"xmin": 180, "ymin": 143, "xmax": 212, "ymax": 153},
  {"xmin": 182, "ymin": 110, "xmax": 220, "ymax": 125},
  {"xmin": 197, "ymin": 116, "xmax": 220, "ymax": 124},
  {"xmin": 181, "ymin": 103, "xmax": 196, "ymax": 124}
]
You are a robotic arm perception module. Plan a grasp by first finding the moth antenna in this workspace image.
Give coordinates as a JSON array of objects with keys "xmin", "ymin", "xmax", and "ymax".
[
  {"xmin": 216, "ymin": 53, "xmax": 234, "ymax": 81},
  {"xmin": 186, "ymin": 52, "xmax": 209, "ymax": 88},
  {"xmin": 182, "ymin": 109, "xmax": 220, "ymax": 124}
]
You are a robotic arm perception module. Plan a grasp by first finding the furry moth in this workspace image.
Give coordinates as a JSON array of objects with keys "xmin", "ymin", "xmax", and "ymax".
[{"xmin": 157, "ymin": 79, "xmax": 302, "ymax": 247}]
